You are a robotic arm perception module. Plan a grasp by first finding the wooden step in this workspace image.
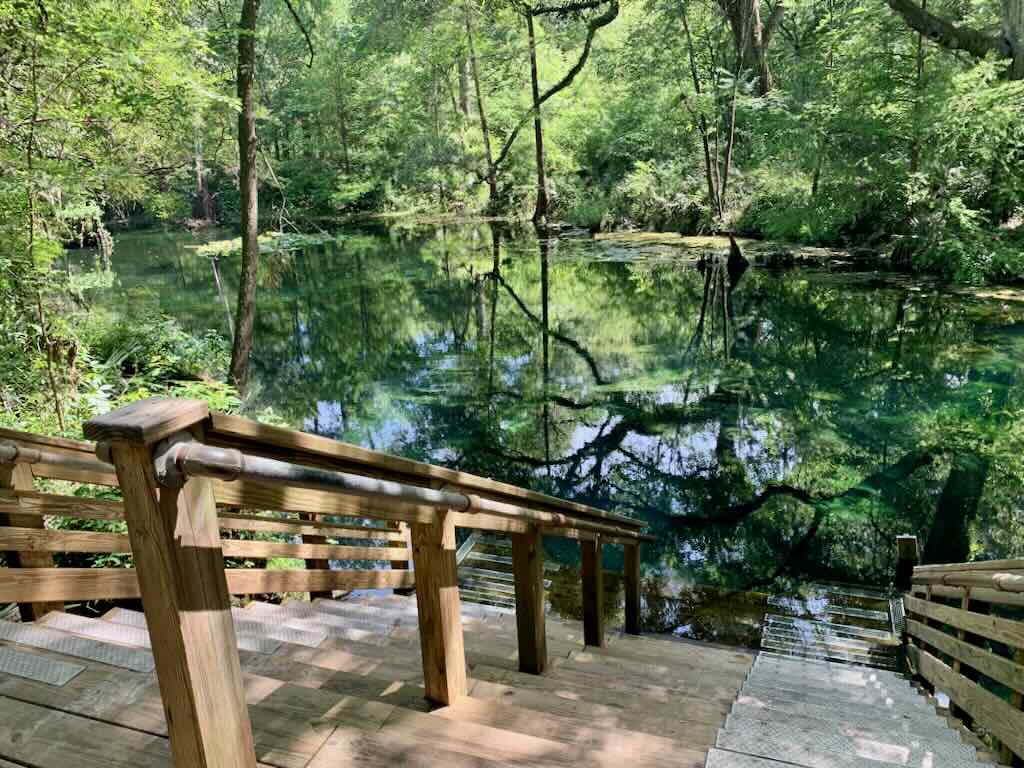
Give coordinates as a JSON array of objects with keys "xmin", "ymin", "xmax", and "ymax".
[{"xmin": 435, "ymin": 692, "xmax": 714, "ymax": 761}]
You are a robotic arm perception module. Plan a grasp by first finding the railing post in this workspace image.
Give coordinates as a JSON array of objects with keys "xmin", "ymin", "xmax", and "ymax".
[
  {"xmin": 895, "ymin": 534, "xmax": 919, "ymax": 591},
  {"xmin": 624, "ymin": 541, "xmax": 641, "ymax": 635},
  {"xmin": 581, "ymin": 536, "xmax": 605, "ymax": 647},
  {"xmin": 85, "ymin": 398, "xmax": 257, "ymax": 768},
  {"xmin": 410, "ymin": 505, "xmax": 466, "ymax": 705},
  {"xmin": 0, "ymin": 460, "xmax": 63, "ymax": 621},
  {"xmin": 299, "ymin": 513, "xmax": 332, "ymax": 600},
  {"xmin": 511, "ymin": 526, "xmax": 547, "ymax": 674},
  {"xmin": 391, "ymin": 521, "xmax": 416, "ymax": 596}
]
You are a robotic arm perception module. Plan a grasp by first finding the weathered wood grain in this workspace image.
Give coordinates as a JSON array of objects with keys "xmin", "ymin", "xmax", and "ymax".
[
  {"xmin": 411, "ymin": 507, "xmax": 467, "ymax": 704},
  {"xmin": 0, "ymin": 568, "xmax": 416, "ymax": 602},
  {"xmin": 208, "ymin": 411, "xmax": 644, "ymax": 529},
  {"xmin": 111, "ymin": 440, "xmax": 257, "ymax": 768},
  {"xmin": 511, "ymin": 527, "xmax": 547, "ymax": 674},
  {"xmin": 84, "ymin": 397, "xmax": 210, "ymax": 446},
  {"xmin": 906, "ymin": 618, "xmax": 1024, "ymax": 695},
  {"xmin": 908, "ymin": 643, "xmax": 1024, "ymax": 760},
  {"xmin": 904, "ymin": 594, "xmax": 1024, "ymax": 648},
  {"xmin": 0, "ymin": 462, "xmax": 62, "ymax": 619}
]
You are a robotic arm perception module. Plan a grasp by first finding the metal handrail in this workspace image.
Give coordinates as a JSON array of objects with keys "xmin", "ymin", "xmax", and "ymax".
[
  {"xmin": 154, "ymin": 440, "xmax": 648, "ymax": 539},
  {"xmin": 0, "ymin": 438, "xmax": 650, "ymax": 540}
]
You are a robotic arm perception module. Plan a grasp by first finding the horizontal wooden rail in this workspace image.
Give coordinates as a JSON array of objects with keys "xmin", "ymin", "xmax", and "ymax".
[
  {"xmin": 910, "ymin": 581, "xmax": 1024, "ymax": 608},
  {"xmin": 913, "ymin": 570, "xmax": 1024, "ymax": 593},
  {"xmin": 0, "ymin": 490, "xmax": 407, "ymax": 542},
  {"xmin": 906, "ymin": 618, "xmax": 1024, "ymax": 694},
  {"xmin": 902, "ymin": 539, "xmax": 1024, "ymax": 766},
  {"xmin": 907, "ymin": 644, "xmax": 1024, "ymax": 759},
  {"xmin": 205, "ymin": 411, "xmax": 644, "ymax": 530},
  {"xmin": 147, "ymin": 440, "xmax": 648, "ymax": 541},
  {"xmin": 0, "ymin": 567, "xmax": 415, "ymax": 602},
  {"xmin": 0, "ymin": 526, "xmax": 405, "ymax": 562},
  {"xmin": 904, "ymin": 594, "xmax": 1024, "ymax": 647},
  {"xmin": 914, "ymin": 558, "xmax": 1024, "ymax": 576}
]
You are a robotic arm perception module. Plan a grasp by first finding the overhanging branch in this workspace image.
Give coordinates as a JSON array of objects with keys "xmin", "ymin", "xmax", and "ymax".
[{"xmin": 885, "ymin": 0, "xmax": 1005, "ymax": 58}]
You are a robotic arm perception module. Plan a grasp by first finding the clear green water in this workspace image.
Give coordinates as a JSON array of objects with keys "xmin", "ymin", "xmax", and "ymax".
[{"xmin": 92, "ymin": 222, "xmax": 1024, "ymax": 632}]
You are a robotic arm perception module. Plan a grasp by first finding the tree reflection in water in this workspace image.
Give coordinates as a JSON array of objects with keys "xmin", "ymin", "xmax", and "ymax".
[{"xmin": 106, "ymin": 223, "xmax": 1024, "ymax": 605}]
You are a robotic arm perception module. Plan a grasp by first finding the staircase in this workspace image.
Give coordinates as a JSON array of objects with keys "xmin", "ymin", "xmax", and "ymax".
[
  {"xmin": 706, "ymin": 652, "xmax": 997, "ymax": 767},
  {"xmin": 456, "ymin": 533, "xmax": 555, "ymax": 610},
  {"xmin": 760, "ymin": 583, "xmax": 901, "ymax": 670},
  {"xmin": 0, "ymin": 592, "xmax": 755, "ymax": 768}
]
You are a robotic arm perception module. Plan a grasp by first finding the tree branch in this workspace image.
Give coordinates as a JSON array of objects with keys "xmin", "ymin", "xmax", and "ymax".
[
  {"xmin": 492, "ymin": 0, "xmax": 619, "ymax": 170},
  {"xmin": 282, "ymin": 0, "xmax": 315, "ymax": 67},
  {"xmin": 531, "ymin": 0, "xmax": 605, "ymax": 15},
  {"xmin": 885, "ymin": 0, "xmax": 1006, "ymax": 58}
]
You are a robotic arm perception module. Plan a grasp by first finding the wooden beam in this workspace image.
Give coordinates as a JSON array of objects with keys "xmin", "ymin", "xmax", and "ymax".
[
  {"xmin": 908, "ymin": 644, "xmax": 1024, "ymax": 761},
  {"xmin": 1, "ymin": 491, "xmax": 406, "ymax": 542},
  {"xmin": 895, "ymin": 534, "xmax": 918, "ymax": 591},
  {"xmin": 913, "ymin": 582, "xmax": 1024, "ymax": 608},
  {"xmin": 904, "ymin": 594, "xmax": 1024, "ymax": 648},
  {"xmin": 410, "ymin": 507, "xmax": 467, "ymax": 705},
  {"xmin": 624, "ymin": 542, "xmax": 641, "ymax": 635},
  {"xmin": 300, "ymin": 513, "xmax": 332, "ymax": 600},
  {"xmin": 82, "ymin": 397, "xmax": 210, "ymax": 445},
  {"xmin": 511, "ymin": 527, "xmax": 547, "ymax": 674},
  {"xmin": 0, "ymin": 462, "xmax": 62, "ymax": 620},
  {"xmin": 0, "ymin": 567, "xmax": 416, "ymax": 603},
  {"xmin": 581, "ymin": 537, "xmax": 605, "ymax": 648},
  {"xmin": 225, "ymin": 568, "xmax": 414, "ymax": 594},
  {"xmin": 1004, "ymin": 647, "xmax": 1024, "ymax": 765},
  {"xmin": 208, "ymin": 411, "xmax": 645, "ymax": 530},
  {"xmin": 906, "ymin": 618, "xmax": 1024, "ymax": 695},
  {"xmin": 390, "ymin": 521, "xmax": 415, "ymax": 595},
  {"xmin": 914, "ymin": 557, "xmax": 1024, "ymax": 576},
  {"xmin": 108, "ymin": 438, "xmax": 257, "ymax": 768}
]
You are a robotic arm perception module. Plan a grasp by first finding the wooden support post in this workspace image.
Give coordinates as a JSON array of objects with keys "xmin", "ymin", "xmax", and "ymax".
[
  {"xmin": 1001, "ymin": 648, "xmax": 1024, "ymax": 766},
  {"xmin": 391, "ymin": 521, "xmax": 416, "ymax": 596},
  {"xmin": 410, "ymin": 508, "xmax": 466, "ymax": 705},
  {"xmin": 624, "ymin": 542, "xmax": 641, "ymax": 635},
  {"xmin": 895, "ymin": 534, "xmax": 918, "ymax": 591},
  {"xmin": 85, "ymin": 398, "xmax": 257, "ymax": 768},
  {"xmin": 511, "ymin": 526, "xmax": 547, "ymax": 674},
  {"xmin": 0, "ymin": 461, "xmax": 62, "ymax": 621},
  {"xmin": 300, "ymin": 513, "xmax": 332, "ymax": 601},
  {"xmin": 581, "ymin": 536, "xmax": 605, "ymax": 648}
]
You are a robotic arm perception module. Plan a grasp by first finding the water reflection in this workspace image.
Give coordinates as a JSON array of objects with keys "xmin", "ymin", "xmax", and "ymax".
[{"xmin": 102, "ymin": 223, "xmax": 1024, "ymax": 603}]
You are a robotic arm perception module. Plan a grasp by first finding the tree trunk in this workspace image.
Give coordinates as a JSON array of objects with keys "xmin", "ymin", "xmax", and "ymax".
[
  {"xmin": 526, "ymin": 12, "xmax": 549, "ymax": 226},
  {"xmin": 1007, "ymin": 0, "xmax": 1024, "ymax": 79},
  {"xmin": 193, "ymin": 135, "xmax": 215, "ymax": 221},
  {"xmin": 458, "ymin": 58, "xmax": 471, "ymax": 116},
  {"xmin": 337, "ymin": 85, "xmax": 352, "ymax": 174},
  {"xmin": 465, "ymin": 3, "xmax": 498, "ymax": 208},
  {"xmin": 230, "ymin": 0, "xmax": 261, "ymax": 393}
]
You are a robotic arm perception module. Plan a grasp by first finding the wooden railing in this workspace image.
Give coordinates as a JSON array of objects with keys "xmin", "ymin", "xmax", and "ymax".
[
  {"xmin": 0, "ymin": 428, "xmax": 415, "ymax": 616},
  {"xmin": 1, "ymin": 397, "xmax": 651, "ymax": 768},
  {"xmin": 900, "ymin": 537, "xmax": 1024, "ymax": 764}
]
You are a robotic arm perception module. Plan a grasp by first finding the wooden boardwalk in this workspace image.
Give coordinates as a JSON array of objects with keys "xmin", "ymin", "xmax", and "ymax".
[{"xmin": 0, "ymin": 593, "xmax": 754, "ymax": 768}]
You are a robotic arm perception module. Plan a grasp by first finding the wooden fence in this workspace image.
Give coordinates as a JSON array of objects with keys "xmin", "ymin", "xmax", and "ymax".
[
  {"xmin": 901, "ymin": 539, "xmax": 1024, "ymax": 765},
  {"xmin": 0, "ymin": 397, "xmax": 651, "ymax": 768}
]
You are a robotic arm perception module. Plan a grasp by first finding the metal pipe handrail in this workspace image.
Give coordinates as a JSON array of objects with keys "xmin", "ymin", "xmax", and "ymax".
[
  {"xmin": 0, "ymin": 441, "xmax": 115, "ymax": 476},
  {"xmin": 912, "ymin": 570, "xmax": 1024, "ymax": 593},
  {"xmin": 157, "ymin": 440, "xmax": 648, "ymax": 540}
]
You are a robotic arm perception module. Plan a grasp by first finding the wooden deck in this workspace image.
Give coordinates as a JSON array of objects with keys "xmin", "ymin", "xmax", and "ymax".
[{"xmin": 0, "ymin": 593, "xmax": 755, "ymax": 768}]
